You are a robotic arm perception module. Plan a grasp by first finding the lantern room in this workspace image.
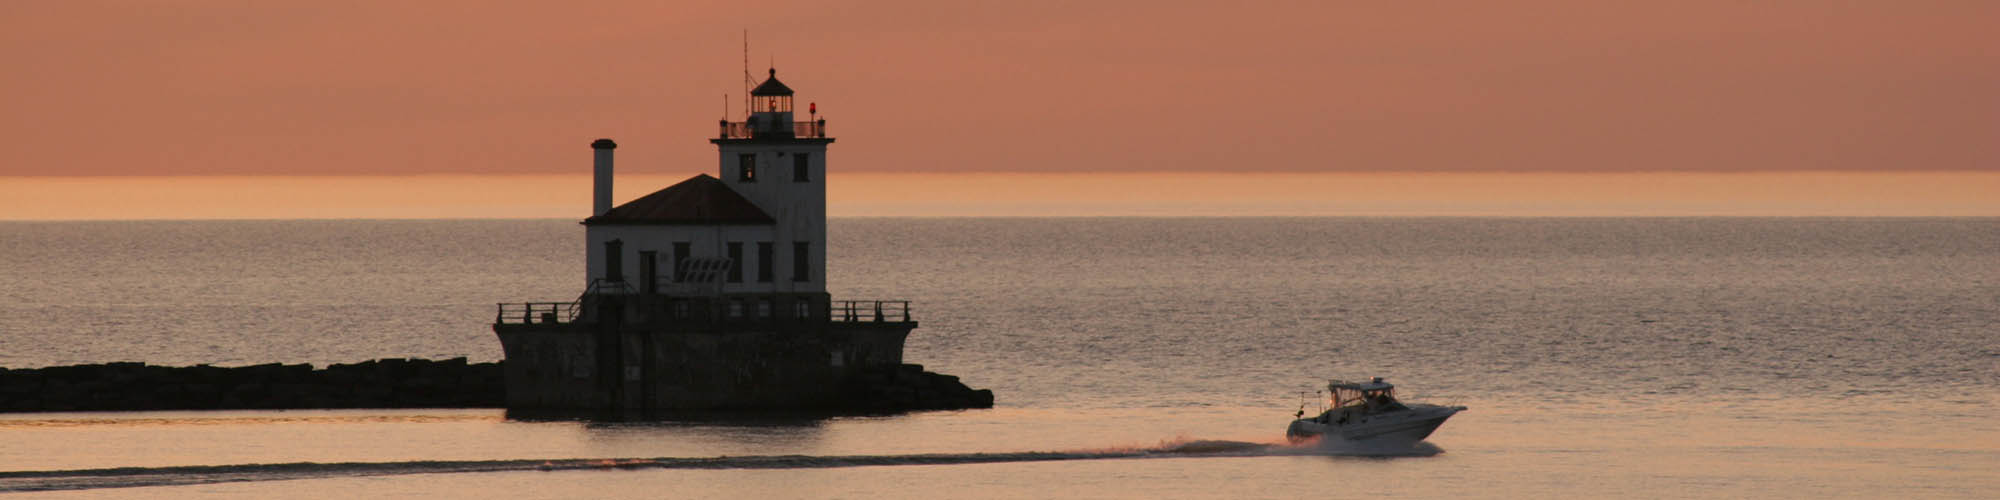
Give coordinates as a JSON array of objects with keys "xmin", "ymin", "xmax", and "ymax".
[
  {"xmin": 751, "ymin": 68, "xmax": 794, "ymax": 113},
  {"xmin": 719, "ymin": 67, "xmax": 825, "ymax": 139},
  {"xmin": 748, "ymin": 68, "xmax": 795, "ymax": 137}
]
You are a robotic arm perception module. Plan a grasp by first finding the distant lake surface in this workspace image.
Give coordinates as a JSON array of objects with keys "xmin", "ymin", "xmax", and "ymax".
[{"xmin": 1, "ymin": 218, "xmax": 1994, "ymax": 497}]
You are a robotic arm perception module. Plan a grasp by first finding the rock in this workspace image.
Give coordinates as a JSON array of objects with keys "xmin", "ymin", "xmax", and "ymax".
[
  {"xmin": 0, "ymin": 359, "xmax": 992, "ymax": 415},
  {"xmin": 184, "ymin": 383, "xmax": 221, "ymax": 408},
  {"xmin": 834, "ymin": 364, "xmax": 994, "ymax": 413},
  {"xmin": 0, "ymin": 359, "xmax": 514, "ymax": 413}
]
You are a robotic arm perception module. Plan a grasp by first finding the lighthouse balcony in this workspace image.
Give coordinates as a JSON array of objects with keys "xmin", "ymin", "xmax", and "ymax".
[
  {"xmin": 495, "ymin": 297, "xmax": 912, "ymax": 328},
  {"xmin": 496, "ymin": 302, "xmax": 580, "ymax": 325},
  {"xmin": 718, "ymin": 119, "xmax": 827, "ymax": 140},
  {"xmin": 831, "ymin": 300, "xmax": 913, "ymax": 323}
]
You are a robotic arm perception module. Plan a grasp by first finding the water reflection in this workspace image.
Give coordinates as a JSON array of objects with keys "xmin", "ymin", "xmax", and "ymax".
[{"xmin": 517, "ymin": 411, "xmax": 842, "ymax": 450}]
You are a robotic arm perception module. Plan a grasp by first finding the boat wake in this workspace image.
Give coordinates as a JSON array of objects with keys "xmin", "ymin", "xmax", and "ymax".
[
  {"xmin": 0, "ymin": 437, "xmax": 1440, "ymax": 492},
  {"xmin": 1299, "ymin": 437, "xmax": 1446, "ymax": 457}
]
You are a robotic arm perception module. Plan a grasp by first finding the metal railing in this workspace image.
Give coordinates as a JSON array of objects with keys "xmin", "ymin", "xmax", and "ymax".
[
  {"xmin": 718, "ymin": 120, "xmax": 827, "ymax": 139},
  {"xmin": 585, "ymin": 278, "xmax": 634, "ymax": 296},
  {"xmin": 496, "ymin": 279, "xmax": 625, "ymax": 325},
  {"xmin": 833, "ymin": 300, "xmax": 913, "ymax": 323},
  {"xmin": 497, "ymin": 297, "xmax": 913, "ymax": 325},
  {"xmin": 496, "ymin": 302, "xmax": 578, "ymax": 325}
]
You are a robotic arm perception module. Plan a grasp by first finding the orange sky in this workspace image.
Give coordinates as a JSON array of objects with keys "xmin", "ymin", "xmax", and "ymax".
[{"xmin": 3, "ymin": 1, "xmax": 1995, "ymax": 178}]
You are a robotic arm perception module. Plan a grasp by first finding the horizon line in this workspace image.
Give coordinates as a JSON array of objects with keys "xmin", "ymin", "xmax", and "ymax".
[
  {"xmin": 5, "ymin": 214, "xmax": 1999, "ymax": 224},
  {"xmin": 5, "ymin": 169, "xmax": 1997, "ymax": 179},
  {"xmin": 5, "ymin": 171, "xmax": 1996, "ymax": 220}
]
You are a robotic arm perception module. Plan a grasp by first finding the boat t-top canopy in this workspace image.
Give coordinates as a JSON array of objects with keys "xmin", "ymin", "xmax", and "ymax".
[
  {"xmin": 1328, "ymin": 377, "xmax": 1394, "ymax": 392},
  {"xmin": 1327, "ymin": 377, "xmax": 1399, "ymax": 409}
]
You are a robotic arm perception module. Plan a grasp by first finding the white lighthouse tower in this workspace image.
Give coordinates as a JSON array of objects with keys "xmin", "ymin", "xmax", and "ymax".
[{"xmin": 715, "ymin": 68, "xmax": 830, "ymax": 297}]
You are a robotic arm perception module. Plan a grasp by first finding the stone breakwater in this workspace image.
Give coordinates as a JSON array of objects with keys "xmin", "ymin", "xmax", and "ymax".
[
  {"xmin": 0, "ymin": 360, "xmax": 992, "ymax": 413},
  {"xmin": 841, "ymin": 363, "xmax": 996, "ymax": 412},
  {"xmin": 0, "ymin": 358, "xmax": 504, "ymax": 412}
]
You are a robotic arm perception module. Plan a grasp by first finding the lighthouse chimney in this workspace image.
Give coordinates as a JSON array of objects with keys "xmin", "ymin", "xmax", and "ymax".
[{"xmin": 591, "ymin": 139, "xmax": 617, "ymax": 216}]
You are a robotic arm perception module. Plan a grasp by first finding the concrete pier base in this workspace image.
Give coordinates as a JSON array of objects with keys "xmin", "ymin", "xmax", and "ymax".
[{"xmin": 494, "ymin": 295, "xmax": 990, "ymax": 413}]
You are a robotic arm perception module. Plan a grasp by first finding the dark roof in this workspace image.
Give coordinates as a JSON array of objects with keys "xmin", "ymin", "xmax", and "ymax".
[
  {"xmin": 751, "ymin": 68, "xmax": 794, "ymax": 96},
  {"xmin": 583, "ymin": 174, "xmax": 774, "ymax": 226}
]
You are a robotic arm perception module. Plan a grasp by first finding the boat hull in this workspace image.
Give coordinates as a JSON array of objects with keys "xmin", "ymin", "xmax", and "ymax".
[{"xmin": 1287, "ymin": 404, "xmax": 1463, "ymax": 445}]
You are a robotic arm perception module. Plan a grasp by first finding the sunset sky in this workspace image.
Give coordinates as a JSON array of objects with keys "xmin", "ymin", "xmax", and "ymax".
[{"xmin": 3, "ymin": 1, "xmax": 1995, "ymax": 218}]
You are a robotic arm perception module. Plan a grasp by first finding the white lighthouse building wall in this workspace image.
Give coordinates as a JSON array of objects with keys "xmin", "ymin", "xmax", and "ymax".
[
  {"xmin": 586, "ymin": 225, "xmax": 808, "ymax": 293},
  {"xmin": 718, "ymin": 143, "xmax": 828, "ymax": 295}
]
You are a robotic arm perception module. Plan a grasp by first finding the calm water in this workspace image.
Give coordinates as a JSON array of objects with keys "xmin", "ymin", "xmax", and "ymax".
[{"xmin": 0, "ymin": 218, "xmax": 1994, "ymax": 498}]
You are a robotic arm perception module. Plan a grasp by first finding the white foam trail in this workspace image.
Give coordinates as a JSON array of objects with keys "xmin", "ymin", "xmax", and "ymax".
[{"xmin": 0, "ymin": 435, "xmax": 1438, "ymax": 492}]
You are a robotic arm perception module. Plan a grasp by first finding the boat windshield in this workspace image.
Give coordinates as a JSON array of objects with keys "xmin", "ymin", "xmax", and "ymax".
[{"xmin": 1331, "ymin": 385, "xmax": 1397, "ymax": 409}]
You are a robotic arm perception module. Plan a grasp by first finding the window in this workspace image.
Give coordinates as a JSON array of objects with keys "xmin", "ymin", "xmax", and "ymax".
[
  {"xmin": 793, "ymin": 153, "xmax": 810, "ymax": 182},
  {"xmin": 602, "ymin": 240, "xmax": 623, "ymax": 282},
  {"xmin": 757, "ymin": 242, "xmax": 773, "ymax": 283},
  {"xmin": 794, "ymin": 300, "xmax": 810, "ymax": 320},
  {"xmin": 792, "ymin": 242, "xmax": 810, "ymax": 282},
  {"xmin": 672, "ymin": 242, "xmax": 690, "ymax": 282},
  {"xmin": 726, "ymin": 242, "xmax": 743, "ymax": 283},
  {"xmin": 638, "ymin": 251, "xmax": 657, "ymax": 293},
  {"xmin": 728, "ymin": 299, "xmax": 744, "ymax": 318},
  {"xmin": 738, "ymin": 153, "xmax": 757, "ymax": 182},
  {"xmin": 757, "ymin": 299, "xmax": 772, "ymax": 319}
]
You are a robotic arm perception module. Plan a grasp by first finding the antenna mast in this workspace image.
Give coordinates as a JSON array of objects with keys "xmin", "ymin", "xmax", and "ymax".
[{"xmin": 742, "ymin": 30, "xmax": 751, "ymax": 121}]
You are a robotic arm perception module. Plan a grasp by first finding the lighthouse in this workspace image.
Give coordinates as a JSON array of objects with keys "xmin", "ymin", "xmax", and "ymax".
[
  {"xmin": 578, "ymin": 68, "xmax": 831, "ymax": 321},
  {"xmin": 493, "ymin": 69, "xmax": 990, "ymax": 414}
]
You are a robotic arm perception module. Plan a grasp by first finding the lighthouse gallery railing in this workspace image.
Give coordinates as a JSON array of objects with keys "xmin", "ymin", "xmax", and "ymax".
[{"xmin": 717, "ymin": 120, "xmax": 827, "ymax": 139}]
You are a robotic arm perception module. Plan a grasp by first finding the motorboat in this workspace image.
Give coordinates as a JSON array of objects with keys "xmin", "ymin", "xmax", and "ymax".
[{"xmin": 1287, "ymin": 377, "xmax": 1465, "ymax": 445}]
